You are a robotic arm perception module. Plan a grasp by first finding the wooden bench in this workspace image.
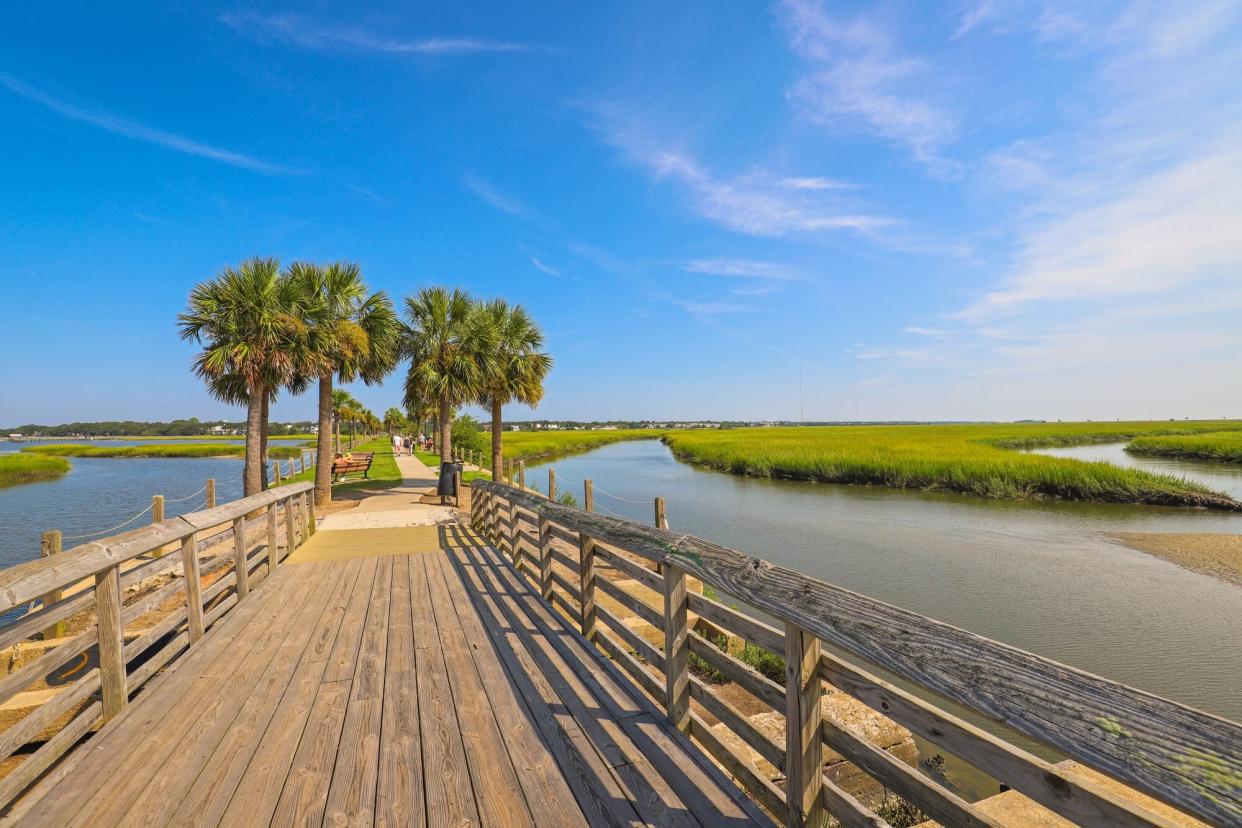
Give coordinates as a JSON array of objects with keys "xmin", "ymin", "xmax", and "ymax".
[{"xmin": 330, "ymin": 452, "xmax": 373, "ymax": 481}]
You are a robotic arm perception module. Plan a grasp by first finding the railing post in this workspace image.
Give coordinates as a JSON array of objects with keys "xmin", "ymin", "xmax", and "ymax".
[
  {"xmin": 39, "ymin": 530, "xmax": 64, "ymax": 640},
  {"xmin": 274, "ymin": 462, "xmax": 282, "ymax": 486},
  {"xmin": 267, "ymin": 500, "xmax": 279, "ymax": 563},
  {"xmin": 233, "ymin": 516, "xmax": 249, "ymax": 599},
  {"xmin": 149, "ymin": 493, "xmax": 166, "ymax": 557},
  {"xmin": 508, "ymin": 498, "xmax": 519, "ymax": 565},
  {"xmin": 662, "ymin": 563, "xmax": 690, "ymax": 733},
  {"xmin": 518, "ymin": 461, "xmax": 525, "ymax": 490},
  {"xmin": 548, "ymin": 468, "xmax": 557, "ymax": 502},
  {"xmin": 453, "ymin": 469, "xmax": 462, "ymax": 509},
  {"xmin": 538, "ymin": 517, "xmax": 553, "ymax": 600},
  {"xmin": 205, "ymin": 478, "xmax": 216, "ymax": 508},
  {"xmin": 306, "ymin": 488, "xmax": 316, "ymax": 536},
  {"xmin": 95, "ymin": 564, "xmax": 127, "ymax": 721},
  {"xmin": 284, "ymin": 495, "xmax": 297, "ymax": 556},
  {"xmin": 784, "ymin": 622, "xmax": 824, "ymax": 828},
  {"xmin": 579, "ymin": 480, "xmax": 597, "ymax": 641},
  {"xmin": 653, "ymin": 496, "xmax": 668, "ymax": 574},
  {"xmin": 181, "ymin": 533, "xmax": 205, "ymax": 642}
]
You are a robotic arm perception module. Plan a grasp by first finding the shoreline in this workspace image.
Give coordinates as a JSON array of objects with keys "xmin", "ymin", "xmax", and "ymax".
[{"xmin": 1108, "ymin": 532, "xmax": 1242, "ymax": 587}]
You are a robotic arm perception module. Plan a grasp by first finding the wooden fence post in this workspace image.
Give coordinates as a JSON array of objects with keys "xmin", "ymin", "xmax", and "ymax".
[
  {"xmin": 151, "ymin": 494, "xmax": 167, "ymax": 558},
  {"xmin": 181, "ymin": 534, "xmax": 204, "ymax": 643},
  {"xmin": 39, "ymin": 531, "xmax": 64, "ymax": 639},
  {"xmin": 454, "ymin": 469, "xmax": 462, "ymax": 509},
  {"xmin": 267, "ymin": 501, "xmax": 279, "ymax": 564},
  {"xmin": 274, "ymin": 462, "xmax": 282, "ymax": 486},
  {"xmin": 205, "ymin": 478, "xmax": 216, "ymax": 508},
  {"xmin": 508, "ymin": 499, "xmax": 519, "ymax": 565},
  {"xmin": 784, "ymin": 622, "xmax": 824, "ymax": 828},
  {"xmin": 306, "ymin": 488, "xmax": 316, "ymax": 536},
  {"xmin": 538, "ymin": 517, "xmax": 553, "ymax": 600},
  {"xmin": 284, "ymin": 495, "xmax": 297, "ymax": 557},
  {"xmin": 580, "ymin": 480, "xmax": 597, "ymax": 641},
  {"xmin": 95, "ymin": 564, "xmax": 127, "ymax": 721},
  {"xmin": 548, "ymin": 469, "xmax": 557, "ymax": 502},
  {"xmin": 518, "ymin": 461, "xmax": 525, "ymax": 490},
  {"xmin": 233, "ymin": 516, "xmax": 249, "ymax": 599},
  {"xmin": 653, "ymin": 496, "xmax": 668, "ymax": 574},
  {"xmin": 663, "ymin": 563, "xmax": 690, "ymax": 733}
]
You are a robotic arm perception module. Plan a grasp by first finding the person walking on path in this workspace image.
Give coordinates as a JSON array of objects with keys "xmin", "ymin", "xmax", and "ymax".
[{"xmin": 392, "ymin": 432, "xmax": 403, "ymax": 456}]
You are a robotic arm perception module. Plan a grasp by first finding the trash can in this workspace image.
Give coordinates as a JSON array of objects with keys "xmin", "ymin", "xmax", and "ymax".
[{"xmin": 437, "ymin": 462, "xmax": 462, "ymax": 498}]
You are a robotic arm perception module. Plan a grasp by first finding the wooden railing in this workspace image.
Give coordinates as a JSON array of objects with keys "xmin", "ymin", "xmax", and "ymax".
[
  {"xmin": 0, "ymin": 481, "xmax": 315, "ymax": 814},
  {"xmin": 471, "ymin": 479, "xmax": 1241, "ymax": 827}
]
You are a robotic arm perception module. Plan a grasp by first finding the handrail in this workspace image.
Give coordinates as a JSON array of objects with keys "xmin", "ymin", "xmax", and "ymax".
[
  {"xmin": 0, "ymin": 482, "xmax": 313, "ymax": 614},
  {"xmin": 473, "ymin": 479, "xmax": 1241, "ymax": 827},
  {"xmin": 0, "ymin": 479, "xmax": 316, "ymax": 815}
]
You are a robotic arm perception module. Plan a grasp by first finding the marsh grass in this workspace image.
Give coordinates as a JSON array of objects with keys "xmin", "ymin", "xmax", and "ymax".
[
  {"xmin": 501, "ymin": 429, "xmax": 665, "ymax": 463},
  {"xmin": 23, "ymin": 443, "xmax": 305, "ymax": 459},
  {"xmin": 0, "ymin": 453, "xmax": 71, "ymax": 487},
  {"xmin": 1127, "ymin": 431, "xmax": 1242, "ymax": 464},
  {"xmin": 664, "ymin": 421, "xmax": 1242, "ymax": 509}
]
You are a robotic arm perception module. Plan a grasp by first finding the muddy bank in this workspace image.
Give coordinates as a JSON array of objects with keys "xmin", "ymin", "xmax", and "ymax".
[{"xmin": 1109, "ymin": 532, "xmax": 1242, "ymax": 587}]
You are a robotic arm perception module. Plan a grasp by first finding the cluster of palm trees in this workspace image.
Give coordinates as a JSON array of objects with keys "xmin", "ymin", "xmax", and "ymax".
[{"xmin": 178, "ymin": 259, "xmax": 550, "ymax": 506}]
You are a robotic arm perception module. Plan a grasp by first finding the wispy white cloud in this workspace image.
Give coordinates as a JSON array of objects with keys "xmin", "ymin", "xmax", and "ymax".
[
  {"xmin": 221, "ymin": 12, "xmax": 534, "ymax": 55},
  {"xmin": 0, "ymin": 74, "xmax": 295, "ymax": 175},
  {"xmin": 780, "ymin": 176, "xmax": 857, "ymax": 191},
  {"xmin": 593, "ymin": 109, "xmax": 892, "ymax": 238},
  {"xmin": 903, "ymin": 326, "xmax": 947, "ymax": 338},
  {"xmin": 675, "ymin": 299, "xmax": 757, "ymax": 318},
  {"xmin": 681, "ymin": 259, "xmax": 803, "ymax": 280},
  {"xmin": 463, "ymin": 174, "xmax": 528, "ymax": 217},
  {"xmin": 530, "ymin": 256, "xmax": 561, "ymax": 276},
  {"xmin": 778, "ymin": 0, "xmax": 956, "ymax": 170}
]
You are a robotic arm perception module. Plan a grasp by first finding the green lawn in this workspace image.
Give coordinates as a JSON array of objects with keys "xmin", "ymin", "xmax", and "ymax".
[{"xmin": 280, "ymin": 437, "xmax": 403, "ymax": 494}]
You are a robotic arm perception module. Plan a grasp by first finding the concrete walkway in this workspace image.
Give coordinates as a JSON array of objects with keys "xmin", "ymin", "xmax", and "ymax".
[{"xmin": 314, "ymin": 452, "xmax": 458, "ymax": 531}]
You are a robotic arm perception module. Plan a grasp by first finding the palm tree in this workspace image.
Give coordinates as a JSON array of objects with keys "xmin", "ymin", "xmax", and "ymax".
[
  {"xmin": 179, "ymin": 258, "xmax": 307, "ymax": 495},
  {"xmin": 293, "ymin": 262, "xmax": 398, "ymax": 505},
  {"xmin": 476, "ymin": 300, "xmax": 552, "ymax": 480},
  {"xmin": 400, "ymin": 287, "xmax": 496, "ymax": 462},
  {"xmin": 331, "ymin": 389, "xmax": 363, "ymax": 452},
  {"xmin": 384, "ymin": 407, "xmax": 406, "ymax": 436}
]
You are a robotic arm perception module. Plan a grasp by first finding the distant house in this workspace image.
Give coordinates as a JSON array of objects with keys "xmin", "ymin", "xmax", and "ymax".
[{"xmin": 208, "ymin": 425, "xmax": 228, "ymax": 436}]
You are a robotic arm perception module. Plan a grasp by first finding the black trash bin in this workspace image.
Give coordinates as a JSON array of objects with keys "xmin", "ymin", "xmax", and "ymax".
[{"xmin": 437, "ymin": 462, "xmax": 462, "ymax": 503}]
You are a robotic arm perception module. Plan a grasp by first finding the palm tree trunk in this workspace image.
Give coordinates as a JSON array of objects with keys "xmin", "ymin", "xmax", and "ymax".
[
  {"xmin": 315, "ymin": 375, "xmax": 333, "ymax": 506},
  {"xmin": 439, "ymin": 398, "xmax": 452, "ymax": 462},
  {"xmin": 243, "ymin": 387, "xmax": 265, "ymax": 496},
  {"xmin": 260, "ymin": 395, "xmax": 270, "ymax": 491},
  {"xmin": 491, "ymin": 397, "xmax": 503, "ymax": 479}
]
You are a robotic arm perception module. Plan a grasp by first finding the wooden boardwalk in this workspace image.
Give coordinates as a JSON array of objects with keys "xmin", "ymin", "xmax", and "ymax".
[{"xmin": 20, "ymin": 523, "xmax": 764, "ymax": 827}]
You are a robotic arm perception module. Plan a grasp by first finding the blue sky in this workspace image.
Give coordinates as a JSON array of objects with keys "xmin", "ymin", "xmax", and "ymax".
[{"xmin": 3, "ymin": 1, "xmax": 1240, "ymax": 425}]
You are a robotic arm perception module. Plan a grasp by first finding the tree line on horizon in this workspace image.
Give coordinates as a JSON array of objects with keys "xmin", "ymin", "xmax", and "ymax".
[{"xmin": 178, "ymin": 257, "xmax": 550, "ymax": 505}]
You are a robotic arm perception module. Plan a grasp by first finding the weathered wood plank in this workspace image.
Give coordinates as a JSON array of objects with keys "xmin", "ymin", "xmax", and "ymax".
[
  {"xmin": 409, "ymin": 549, "xmax": 480, "ymax": 827},
  {"xmin": 478, "ymin": 481, "xmax": 1242, "ymax": 826},
  {"xmin": 663, "ymin": 563, "xmax": 690, "ymax": 733},
  {"xmin": 821, "ymin": 717, "xmax": 1000, "ymax": 828},
  {"xmin": 376, "ymin": 555, "xmax": 425, "ymax": 828},
  {"xmin": 785, "ymin": 622, "xmax": 823, "ymax": 828},
  {"xmin": 443, "ymin": 526, "xmax": 643, "ymax": 828},
  {"xmin": 95, "ymin": 565, "xmax": 127, "ymax": 722}
]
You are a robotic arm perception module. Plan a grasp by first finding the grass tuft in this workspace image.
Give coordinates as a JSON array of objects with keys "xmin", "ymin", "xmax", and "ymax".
[
  {"xmin": 0, "ymin": 453, "xmax": 71, "ymax": 487},
  {"xmin": 1126, "ymin": 431, "xmax": 1242, "ymax": 464},
  {"xmin": 23, "ymin": 443, "xmax": 306, "ymax": 459}
]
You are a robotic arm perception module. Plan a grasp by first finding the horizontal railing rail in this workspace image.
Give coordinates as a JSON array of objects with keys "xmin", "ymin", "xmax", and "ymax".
[
  {"xmin": 0, "ymin": 481, "xmax": 315, "ymax": 817},
  {"xmin": 472, "ymin": 479, "xmax": 1241, "ymax": 827}
]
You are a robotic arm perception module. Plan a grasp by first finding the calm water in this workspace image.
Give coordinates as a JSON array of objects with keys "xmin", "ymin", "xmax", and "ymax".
[
  {"xmin": 0, "ymin": 440, "xmax": 307, "ymax": 571},
  {"xmin": 528, "ymin": 440, "xmax": 1242, "ymax": 724},
  {"xmin": 1030, "ymin": 441, "xmax": 1242, "ymax": 499}
]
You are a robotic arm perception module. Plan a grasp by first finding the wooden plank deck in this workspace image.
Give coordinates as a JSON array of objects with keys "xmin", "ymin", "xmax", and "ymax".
[{"xmin": 20, "ymin": 523, "xmax": 765, "ymax": 827}]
